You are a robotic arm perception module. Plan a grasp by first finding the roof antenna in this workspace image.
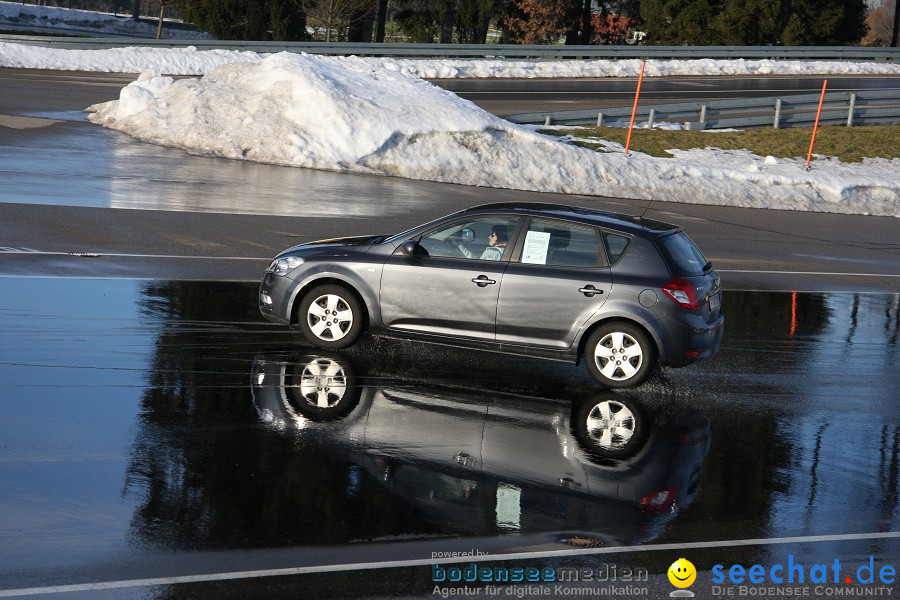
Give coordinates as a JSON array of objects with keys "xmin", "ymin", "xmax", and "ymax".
[{"xmin": 639, "ymin": 198, "xmax": 652, "ymax": 226}]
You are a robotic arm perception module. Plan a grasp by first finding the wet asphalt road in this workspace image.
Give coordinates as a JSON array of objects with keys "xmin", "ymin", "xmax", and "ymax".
[
  {"xmin": 0, "ymin": 69, "xmax": 899, "ymax": 598},
  {"xmin": 0, "ymin": 279, "xmax": 898, "ymax": 599}
]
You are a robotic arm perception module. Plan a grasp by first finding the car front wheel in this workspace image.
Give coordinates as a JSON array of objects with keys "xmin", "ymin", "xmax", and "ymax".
[
  {"xmin": 585, "ymin": 323, "xmax": 655, "ymax": 388},
  {"xmin": 574, "ymin": 396, "xmax": 647, "ymax": 459},
  {"xmin": 297, "ymin": 284, "xmax": 365, "ymax": 349},
  {"xmin": 285, "ymin": 354, "xmax": 362, "ymax": 421}
]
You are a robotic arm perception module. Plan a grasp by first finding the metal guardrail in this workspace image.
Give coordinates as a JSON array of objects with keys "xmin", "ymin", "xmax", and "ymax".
[
  {"xmin": 504, "ymin": 89, "xmax": 900, "ymax": 130},
  {"xmin": 2, "ymin": 35, "xmax": 900, "ymax": 60}
]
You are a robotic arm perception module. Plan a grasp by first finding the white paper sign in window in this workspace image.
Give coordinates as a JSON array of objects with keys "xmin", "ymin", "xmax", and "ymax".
[{"xmin": 522, "ymin": 231, "xmax": 551, "ymax": 264}]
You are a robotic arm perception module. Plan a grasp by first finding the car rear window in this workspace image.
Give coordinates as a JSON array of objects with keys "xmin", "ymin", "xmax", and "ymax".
[{"xmin": 656, "ymin": 231, "xmax": 709, "ymax": 276}]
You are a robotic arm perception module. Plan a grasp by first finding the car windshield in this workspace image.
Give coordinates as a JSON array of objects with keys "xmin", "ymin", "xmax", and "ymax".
[
  {"xmin": 384, "ymin": 213, "xmax": 463, "ymax": 244},
  {"xmin": 657, "ymin": 231, "xmax": 710, "ymax": 277}
]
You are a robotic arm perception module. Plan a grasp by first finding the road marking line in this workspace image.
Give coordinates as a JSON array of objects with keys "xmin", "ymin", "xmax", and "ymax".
[
  {"xmin": 0, "ymin": 275, "xmax": 258, "ymax": 282},
  {"xmin": 1, "ymin": 250, "xmax": 268, "ymax": 260},
  {"xmin": 719, "ymin": 269, "xmax": 900, "ymax": 277},
  {"xmin": 0, "ymin": 247, "xmax": 39, "ymax": 253},
  {"xmin": 0, "ymin": 531, "xmax": 896, "ymax": 597}
]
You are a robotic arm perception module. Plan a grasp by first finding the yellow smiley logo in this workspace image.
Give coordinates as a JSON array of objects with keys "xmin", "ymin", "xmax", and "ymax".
[{"xmin": 668, "ymin": 558, "xmax": 697, "ymax": 588}]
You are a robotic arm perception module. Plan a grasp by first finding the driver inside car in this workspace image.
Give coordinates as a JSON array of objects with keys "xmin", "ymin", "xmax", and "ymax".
[{"xmin": 456, "ymin": 225, "xmax": 509, "ymax": 261}]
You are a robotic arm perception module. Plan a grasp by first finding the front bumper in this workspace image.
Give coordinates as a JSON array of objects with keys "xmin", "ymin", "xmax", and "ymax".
[{"xmin": 258, "ymin": 272, "xmax": 293, "ymax": 325}]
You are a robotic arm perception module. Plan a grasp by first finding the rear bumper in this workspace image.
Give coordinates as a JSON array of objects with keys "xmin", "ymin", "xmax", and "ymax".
[{"xmin": 662, "ymin": 311, "xmax": 725, "ymax": 368}]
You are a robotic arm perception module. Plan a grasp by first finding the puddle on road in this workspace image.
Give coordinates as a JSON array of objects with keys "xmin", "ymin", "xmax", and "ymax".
[
  {"xmin": 18, "ymin": 110, "xmax": 89, "ymax": 123},
  {"xmin": 0, "ymin": 278, "xmax": 898, "ymax": 574},
  {"xmin": 0, "ymin": 122, "xmax": 465, "ymax": 218}
]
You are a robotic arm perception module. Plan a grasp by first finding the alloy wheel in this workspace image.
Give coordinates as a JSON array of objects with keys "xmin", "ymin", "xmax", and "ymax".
[
  {"xmin": 594, "ymin": 331, "xmax": 644, "ymax": 382},
  {"xmin": 306, "ymin": 293, "xmax": 354, "ymax": 341}
]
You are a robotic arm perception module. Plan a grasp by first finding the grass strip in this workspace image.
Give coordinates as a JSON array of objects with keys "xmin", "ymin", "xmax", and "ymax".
[{"xmin": 540, "ymin": 125, "xmax": 900, "ymax": 163}]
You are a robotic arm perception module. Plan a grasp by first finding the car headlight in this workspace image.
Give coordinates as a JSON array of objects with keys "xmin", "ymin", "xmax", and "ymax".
[{"xmin": 267, "ymin": 256, "xmax": 305, "ymax": 276}]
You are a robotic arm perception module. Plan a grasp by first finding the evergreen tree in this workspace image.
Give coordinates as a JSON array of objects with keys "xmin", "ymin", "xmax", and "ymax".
[
  {"xmin": 455, "ymin": 0, "xmax": 497, "ymax": 44},
  {"xmin": 710, "ymin": 0, "xmax": 780, "ymax": 45},
  {"xmin": 640, "ymin": 0, "xmax": 867, "ymax": 45},
  {"xmin": 640, "ymin": 0, "xmax": 722, "ymax": 44},
  {"xmin": 186, "ymin": 0, "xmax": 306, "ymax": 40},
  {"xmin": 270, "ymin": 0, "xmax": 307, "ymax": 40},
  {"xmin": 394, "ymin": 0, "xmax": 441, "ymax": 42},
  {"xmin": 779, "ymin": 0, "xmax": 867, "ymax": 45}
]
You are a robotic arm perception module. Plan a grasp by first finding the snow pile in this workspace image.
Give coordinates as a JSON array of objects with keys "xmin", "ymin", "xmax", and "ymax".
[
  {"xmin": 3, "ymin": 40, "xmax": 900, "ymax": 78},
  {"xmin": 86, "ymin": 53, "xmax": 900, "ymax": 216},
  {"xmin": 0, "ymin": 0, "xmax": 207, "ymax": 38}
]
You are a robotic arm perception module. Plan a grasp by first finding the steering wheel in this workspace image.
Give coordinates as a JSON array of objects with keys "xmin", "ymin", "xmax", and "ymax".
[{"xmin": 441, "ymin": 239, "xmax": 464, "ymax": 257}]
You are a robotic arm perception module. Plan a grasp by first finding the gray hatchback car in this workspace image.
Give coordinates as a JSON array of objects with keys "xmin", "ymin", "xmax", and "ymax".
[{"xmin": 259, "ymin": 203, "xmax": 724, "ymax": 388}]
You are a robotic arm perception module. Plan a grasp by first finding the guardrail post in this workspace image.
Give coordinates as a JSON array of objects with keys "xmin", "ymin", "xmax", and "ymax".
[
  {"xmin": 647, "ymin": 108, "xmax": 656, "ymax": 129},
  {"xmin": 544, "ymin": 115, "xmax": 552, "ymax": 126},
  {"xmin": 699, "ymin": 104, "xmax": 707, "ymax": 129},
  {"xmin": 774, "ymin": 98, "xmax": 782, "ymax": 129},
  {"xmin": 596, "ymin": 112, "xmax": 604, "ymax": 127},
  {"xmin": 847, "ymin": 93, "xmax": 856, "ymax": 127}
]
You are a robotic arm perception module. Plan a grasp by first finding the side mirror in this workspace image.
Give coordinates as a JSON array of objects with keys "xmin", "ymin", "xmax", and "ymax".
[
  {"xmin": 461, "ymin": 227, "xmax": 475, "ymax": 243},
  {"xmin": 400, "ymin": 239, "xmax": 419, "ymax": 257}
]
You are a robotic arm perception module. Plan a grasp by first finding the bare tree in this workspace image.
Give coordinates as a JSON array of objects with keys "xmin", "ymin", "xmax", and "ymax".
[
  {"xmin": 155, "ymin": 0, "xmax": 182, "ymax": 38},
  {"xmin": 504, "ymin": 0, "xmax": 568, "ymax": 44},
  {"xmin": 296, "ymin": 0, "xmax": 374, "ymax": 41},
  {"xmin": 864, "ymin": 1, "xmax": 896, "ymax": 45}
]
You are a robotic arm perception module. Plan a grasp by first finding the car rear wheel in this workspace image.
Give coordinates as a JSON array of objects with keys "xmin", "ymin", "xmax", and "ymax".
[
  {"xmin": 297, "ymin": 284, "xmax": 364, "ymax": 349},
  {"xmin": 585, "ymin": 323, "xmax": 655, "ymax": 388}
]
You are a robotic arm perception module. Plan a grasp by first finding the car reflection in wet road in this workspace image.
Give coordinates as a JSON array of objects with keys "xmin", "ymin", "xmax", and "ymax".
[
  {"xmin": 252, "ymin": 352, "xmax": 711, "ymax": 547},
  {"xmin": 0, "ymin": 278, "xmax": 898, "ymax": 598}
]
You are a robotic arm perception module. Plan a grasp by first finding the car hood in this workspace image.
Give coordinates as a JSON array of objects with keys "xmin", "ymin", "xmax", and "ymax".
[{"xmin": 276, "ymin": 235, "xmax": 384, "ymax": 258}]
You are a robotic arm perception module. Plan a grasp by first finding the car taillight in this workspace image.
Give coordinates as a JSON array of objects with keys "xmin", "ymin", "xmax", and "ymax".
[
  {"xmin": 640, "ymin": 487, "xmax": 677, "ymax": 513},
  {"xmin": 662, "ymin": 278, "xmax": 701, "ymax": 310}
]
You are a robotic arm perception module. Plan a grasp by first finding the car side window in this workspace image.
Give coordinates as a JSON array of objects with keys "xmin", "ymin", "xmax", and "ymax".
[
  {"xmin": 603, "ymin": 232, "xmax": 631, "ymax": 265},
  {"xmin": 520, "ymin": 219, "xmax": 601, "ymax": 268},
  {"xmin": 415, "ymin": 216, "xmax": 519, "ymax": 261}
]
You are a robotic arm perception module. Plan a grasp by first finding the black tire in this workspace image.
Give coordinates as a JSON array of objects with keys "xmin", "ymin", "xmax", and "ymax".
[
  {"xmin": 574, "ymin": 395, "xmax": 648, "ymax": 459},
  {"xmin": 584, "ymin": 322, "xmax": 656, "ymax": 389},
  {"xmin": 284, "ymin": 354, "xmax": 361, "ymax": 421},
  {"xmin": 297, "ymin": 284, "xmax": 365, "ymax": 350}
]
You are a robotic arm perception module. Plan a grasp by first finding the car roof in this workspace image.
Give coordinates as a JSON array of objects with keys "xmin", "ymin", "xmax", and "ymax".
[{"xmin": 459, "ymin": 202, "xmax": 679, "ymax": 236}]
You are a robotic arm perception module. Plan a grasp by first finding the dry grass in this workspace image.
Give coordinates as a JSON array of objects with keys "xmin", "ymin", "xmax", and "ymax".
[{"xmin": 540, "ymin": 125, "xmax": 900, "ymax": 163}]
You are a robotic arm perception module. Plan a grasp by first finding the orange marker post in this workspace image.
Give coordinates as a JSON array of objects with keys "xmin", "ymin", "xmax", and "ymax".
[
  {"xmin": 805, "ymin": 79, "xmax": 828, "ymax": 171},
  {"xmin": 624, "ymin": 60, "xmax": 646, "ymax": 157}
]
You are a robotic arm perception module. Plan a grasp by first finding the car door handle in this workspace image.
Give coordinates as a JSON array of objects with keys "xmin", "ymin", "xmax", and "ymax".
[
  {"xmin": 455, "ymin": 452, "xmax": 477, "ymax": 467},
  {"xmin": 471, "ymin": 275, "xmax": 497, "ymax": 287},
  {"xmin": 578, "ymin": 285, "xmax": 604, "ymax": 297},
  {"xmin": 558, "ymin": 477, "xmax": 582, "ymax": 490}
]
